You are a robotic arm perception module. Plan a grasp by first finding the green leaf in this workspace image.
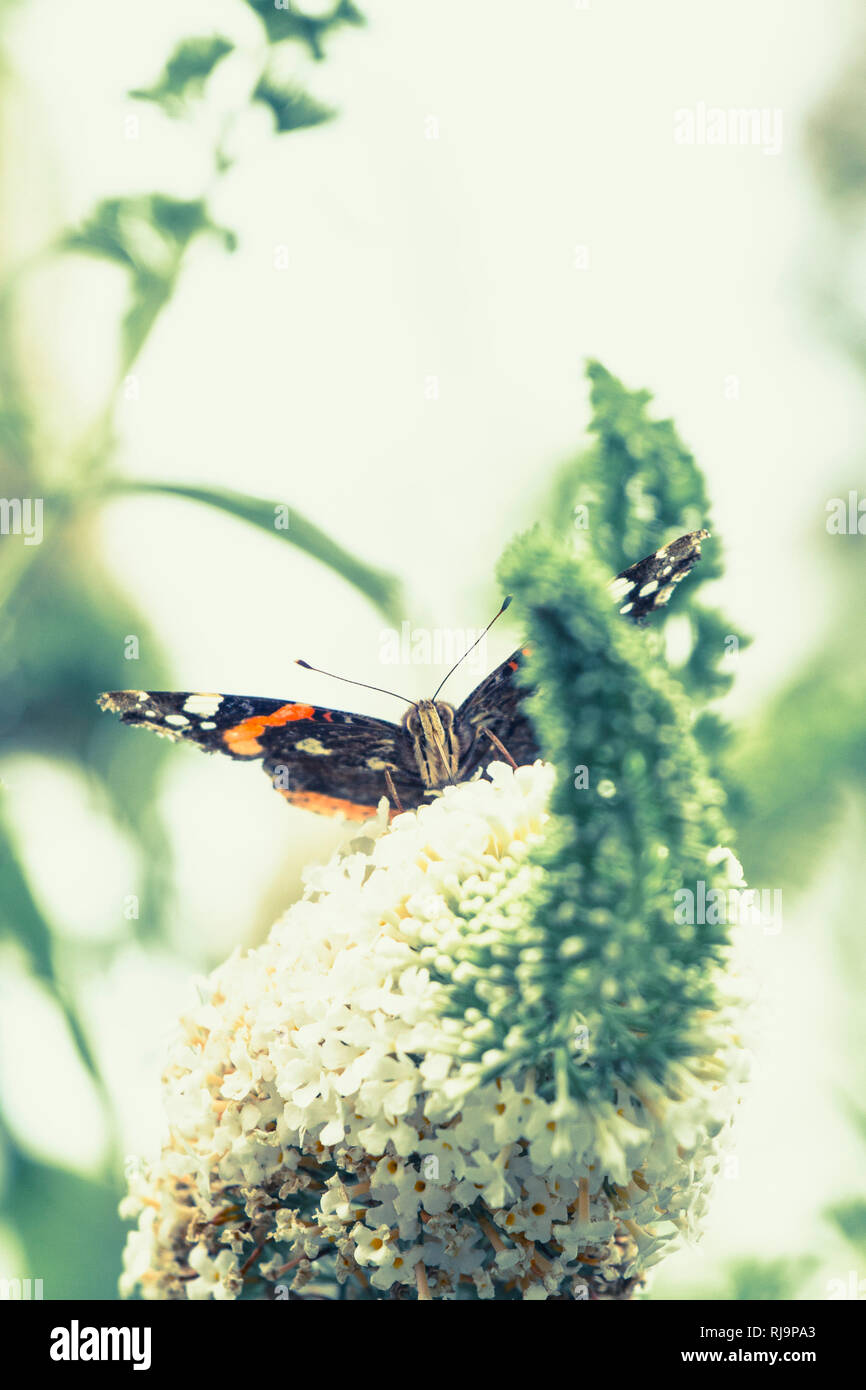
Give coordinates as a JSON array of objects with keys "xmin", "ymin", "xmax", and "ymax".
[
  {"xmin": 720, "ymin": 526, "xmax": 866, "ymax": 896},
  {"xmin": 0, "ymin": 818, "xmax": 55, "ymax": 983},
  {"xmin": 61, "ymin": 196, "xmax": 236, "ymax": 367},
  {"xmin": 4, "ymin": 1139, "xmax": 126, "ymax": 1298},
  {"xmin": 724, "ymin": 1256, "xmax": 817, "ymax": 1299},
  {"xmin": 253, "ymin": 73, "xmax": 334, "ymax": 132},
  {"xmin": 659, "ymin": 1255, "xmax": 817, "ymax": 1301},
  {"xmin": 130, "ymin": 35, "xmax": 234, "ymax": 117},
  {"xmin": 63, "ymin": 191, "xmax": 237, "ymax": 275},
  {"xmin": 0, "ymin": 817, "xmax": 113, "ymax": 1102},
  {"xmin": 147, "ymin": 194, "xmax": 236, "ymax": 252},
  {"xmin": 725, "ymin": 641, "xmax": 866, "ymax": 891},
  {"xmin": 0, "ymin": 406, "xmax": 33, "ymax": 473},
  {"xmin": 806, "ymin": 49, "xmax": 866, "ymax": 208},
  {"xmin": 841, "ymin": 1099, "xmax": 866, "ymax": 1149},
  {"xmin": 0, "ymin": 521, "xmax": 174, "ymax": 935},
  {"xmin": 826, "ymin": 1198, "xmax": 866, "ymax": 1252},
  {"xmin": 244, "ymin": 0, "xmax": 365, "ymax": 57},
  {"xmin": 107, "ymin": 479, "xmax": 405, "ymax": 623}
]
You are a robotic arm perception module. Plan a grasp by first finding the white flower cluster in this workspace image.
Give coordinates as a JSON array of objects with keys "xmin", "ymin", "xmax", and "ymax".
[{"xmin": 120, "ymin": 762, "xmax": 747, "ymax": 1301}]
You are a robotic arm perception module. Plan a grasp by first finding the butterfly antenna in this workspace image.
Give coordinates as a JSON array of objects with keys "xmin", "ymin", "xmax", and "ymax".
[
  {"xmin": 295, "ymin": 660, "xmax": 418, "ymax": 708},
  {"xmin": 432, "ymin": 596, "xmax": 513, "ymax": 700}
]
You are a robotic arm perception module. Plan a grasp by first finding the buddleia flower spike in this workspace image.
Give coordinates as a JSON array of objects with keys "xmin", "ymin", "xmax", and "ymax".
[{"xmin": 119, "ymin": 531, "xmax": 749, "ymax": 1301}]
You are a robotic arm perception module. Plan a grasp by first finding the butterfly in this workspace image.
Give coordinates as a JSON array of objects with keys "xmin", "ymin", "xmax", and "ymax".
[{"xmin": 98, "ymin": 530, "xmax": 709, "ymax": 820}]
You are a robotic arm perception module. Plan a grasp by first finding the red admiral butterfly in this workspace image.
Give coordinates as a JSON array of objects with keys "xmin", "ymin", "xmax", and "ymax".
[{"xmin": 98, "ymin": 530, "xmax": 709, "ymax": 820}]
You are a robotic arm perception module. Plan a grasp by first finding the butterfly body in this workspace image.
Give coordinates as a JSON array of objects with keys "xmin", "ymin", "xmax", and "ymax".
[
  {"xmin": 402, "ymin": 698, "xmax": 460, "ymax": 789},
  {"xmin": 98, "ymin": 530, "xmax": 709, "ymax": 820}
]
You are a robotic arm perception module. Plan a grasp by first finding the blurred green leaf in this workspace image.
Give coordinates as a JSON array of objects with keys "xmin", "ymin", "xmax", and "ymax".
[
  {"xmin": 130, "ymin": 35, "xmax": 234, "ymax": 117},
  {"xmin": 62, "ymin": 192, "xmax": 236, "ymax": 275},
  {"xmin": 5, "ymin": 1141, "xmax": 125, "ymax": 1299},
  {"xmin": 0, "ymin": 522, "xmax": 167, "ymax": 779},
  {"xmin": 826, "ymin": 1198, "xmax": 866, "ymax": 1252},
  {"xmin": 0, "ymin": 816, "xmax": 113, "ymax": 1107},
  {"xmin": 0, "ymin": 817, "xmax": 55, "ymax": 983},
  {"xmin": 725, "ymin": 587, "xmax": 866, "ymax": 891},
  {"xmin": 657, "ymin": 1255, "xmax": 817, "ymax": 1301},
  {"xmin": 253, "ymin": 72, "xmax": 334, "ymax": 132},
  {"xmin": 806, "ymin": 48, "xmax": 866, "ymax": 209},
  {"xmin": 62, "ymin": 196, "xmax": 237, "ymax": 367},
  {"xmin": 244, "ymin": 0, "xmax": 365, "ymax": 57},
  {"xmin": 724, "ymin": 1256, "xmax": 819, "ymax": 1300},
  {"xmin": 0, "ymin": 405, "xmax": 33, "ymax": 473},
  {"xmin": 0, "ymin": 520, "xmax": 174, "ymax": 935},
  {"xmin": 109, "ymin": 478, "xmax": 406, "ymax": 623},
  {"xmin": 841, "ymin": 1099, "xmax": 866, "ymax": 1149}
]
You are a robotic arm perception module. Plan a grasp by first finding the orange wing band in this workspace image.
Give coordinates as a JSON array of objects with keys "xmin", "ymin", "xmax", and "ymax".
[{"xmin": 223, "ymin": 703, "xmax": 316, "ymax": 757}]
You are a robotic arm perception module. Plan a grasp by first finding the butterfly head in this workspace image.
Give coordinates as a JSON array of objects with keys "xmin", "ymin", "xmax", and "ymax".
[{"xmin": 403, "ymin": 699, "xmax": 459, "ymax": 789}]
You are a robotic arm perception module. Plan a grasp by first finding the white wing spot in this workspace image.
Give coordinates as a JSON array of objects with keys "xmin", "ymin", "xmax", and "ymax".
[
  {"xmin": 638, "ymin": 580, "xmax": 658, "ymax": 598},
  {"xmin": 200, "ymin": 720, "xmax": 217, "ymax": 730},
  {"xmin": 165, "ymin": 714, "xmax": 190, "ymax": 727},
  {"xmin": 183, "ymin": 694, "xmax": 223, "ymax": 717},
  {"xmin": 608, "ymin": 577, "xmax": 635, "ymax": 600},
  {"xmin": 619, "ymin": 602, "xmax": 634, "ymax": 615}
]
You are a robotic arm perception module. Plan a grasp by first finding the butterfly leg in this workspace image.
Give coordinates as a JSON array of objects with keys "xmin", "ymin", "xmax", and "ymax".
[
  {"xmin": 384, "ymin": 768, "xmax": 405, "ymax": 813},
  {"xmin": 481, "ymin": 727, "xmax": 519, "ymax": 770}
]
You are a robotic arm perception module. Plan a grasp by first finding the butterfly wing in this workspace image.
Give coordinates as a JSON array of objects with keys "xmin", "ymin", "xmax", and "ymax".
[
  {"xmin": 608, "ymin": 528, "xmax": 709, "ymax": 622},
  {"xmin": 97, "ymin": 690, "xmax": 426, "ymax": 819},
  {"xmin": 454, "ymin": 646, "xmax": 539, "ymax": 778},
  {"xmin": 455, "ymin": 529, "xmax": 710, "ymax": 774}
]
